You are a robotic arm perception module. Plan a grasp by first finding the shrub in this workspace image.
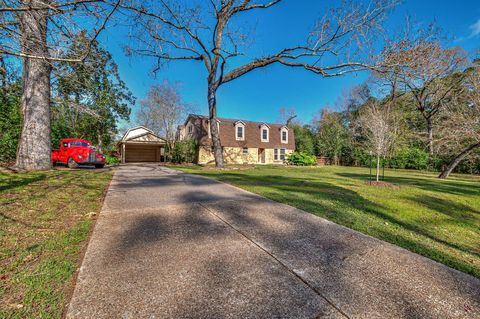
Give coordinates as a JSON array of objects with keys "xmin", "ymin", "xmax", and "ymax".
[
  {"xmin": 390, "ymin": 147, "xmax": 429, "ymax": 170},
  {"xmin": 170, "ymin": 139, "xmax": 198, "ymax": 163},
  {"xmin": 350, "ymin": 148, "xmax": 371, "ymax": 167},
  {"xmin": 286, "ymin": 152, "xmax": 316, "ymax": 166},
  {"xmin": 105, "ymin": 155, "xmax": 120, "ymax": 165}
]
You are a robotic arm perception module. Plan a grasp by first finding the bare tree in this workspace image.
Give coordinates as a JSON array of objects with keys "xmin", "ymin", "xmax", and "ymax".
[
  {"xmin": 137, "ymin": 81, "xmax": 193, "ymax": 160},
  {"xmin": 438, "ymin": 63, "xmax": 480, "ymax": 178},
  {"xmin": 380, "ymin": 39, "xmax": 468, "ymax": 157},
  {"xmin": 277, "ymin": 107, "xmax": 297, "ymax": 126},
  {"xmin": 0, "ymin": 0, "xmax": 120, "ymax": 170},
  {"xmin": 355, "ymin": 100, "xmax": 395, "ymax": 181},
  {"xmin": 122, "ymin": 0, "xmax": 398, "ymax": 167}
]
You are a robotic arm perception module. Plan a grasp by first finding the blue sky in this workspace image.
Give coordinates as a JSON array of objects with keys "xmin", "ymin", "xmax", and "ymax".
[{"xmin": 100, "ymin": 0, "xmax": 480, "ymax": 125}]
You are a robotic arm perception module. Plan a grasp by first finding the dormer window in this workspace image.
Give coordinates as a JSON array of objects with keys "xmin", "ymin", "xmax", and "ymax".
[
  {"xmin": 237, "ymin": 126, "xmax": 243, "ymax": 139},
  {"xmin": 260, "ymin": 124, "xmax": 269, "ymax": 142},
  {"xmin": 281, "ymin": 126, "xmax": 288, "ymax": 144},
  {"xmin": 235, "ymin": 121, "xmax": 245, "ymax": 141}
]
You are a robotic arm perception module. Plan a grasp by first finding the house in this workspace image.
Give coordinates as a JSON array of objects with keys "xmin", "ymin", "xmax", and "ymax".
[
  {"xmin": 118, "ymin": 126, "xmax": 166, "ymax": 163},
  {"xmin": 178, "ymin": 114, "xmax": 295, "ymax": 164}
]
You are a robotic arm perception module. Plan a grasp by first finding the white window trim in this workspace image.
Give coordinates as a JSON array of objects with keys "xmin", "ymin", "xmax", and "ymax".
[
  {"xmin": 260, "ymin": 124, "xmax": 269, "ymax": 142},
  {"xmin": 242, "ymin": 147, "xmax": 248, "ymax": 155},
  {"xmin": 187, "ymin": 123, "xmax": 193, "ymax": 134},
  {"xmin": 235, "ymin": 122, "xmax": 245, "ymax": 141},
  {"xmin": 281, "ymin": 127, "xmax": 288, "ymax": 144}
]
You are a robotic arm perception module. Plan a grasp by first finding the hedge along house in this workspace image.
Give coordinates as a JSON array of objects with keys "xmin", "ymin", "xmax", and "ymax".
[
  {"xmin": 177, "ymin": 114, "xmax": 295, "ymax": 165},
  {"xmin": 118, "ymin": 126, "xmax": 167, "ymax": 163}
]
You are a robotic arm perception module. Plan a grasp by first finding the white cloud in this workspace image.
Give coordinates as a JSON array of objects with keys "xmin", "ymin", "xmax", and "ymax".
[{"xmin": 469, "ymin": 19, "xmax": 480, "ymax": 38}]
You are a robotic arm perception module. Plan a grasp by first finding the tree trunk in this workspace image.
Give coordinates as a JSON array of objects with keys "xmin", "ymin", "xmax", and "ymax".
[
  {"xmin": 438, "ymin": 142, "xmax": 480, "ymax": 179},
  {"xmin": 426, "ymin": 117, "xmax": 434, "ymax": 157},
  {"xmin": 15, "ymin": 0, "xmax": 52, "ymax": 171},
  {"xmin": 97, "ymin": 127, "xmax": 103, "ymax": 152},
  {"xmin": 208, "ymin": 84, "xmax": 224, "ymax": 168},
  {"xmin": 376, "ymin": 154, "xmax": 380, "ymax": 182}
]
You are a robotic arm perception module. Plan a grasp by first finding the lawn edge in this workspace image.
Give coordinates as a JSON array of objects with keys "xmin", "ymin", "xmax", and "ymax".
[{"xmin": 61, "ymin": 169, "xmax": 115, "ymax": 319}]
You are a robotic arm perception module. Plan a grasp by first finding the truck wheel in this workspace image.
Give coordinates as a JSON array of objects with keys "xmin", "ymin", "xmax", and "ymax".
[
  {"xmin": 95, "ymin": 164, "xmax": 105, "ymax": 169},
  {"xmin": 68, "ymin": 158, "xmax": 78, "ymax": 169}
]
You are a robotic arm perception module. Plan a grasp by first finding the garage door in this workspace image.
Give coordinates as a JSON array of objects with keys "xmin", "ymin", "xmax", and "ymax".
[{"xmin": 125, "ymin": 145, "xmax": 159, "ymax": 162}]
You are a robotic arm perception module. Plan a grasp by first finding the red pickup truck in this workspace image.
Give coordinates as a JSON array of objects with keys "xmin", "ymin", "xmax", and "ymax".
[{"xmin": 52, "ymin": 138, "xmax": 106, "ymax": 169}]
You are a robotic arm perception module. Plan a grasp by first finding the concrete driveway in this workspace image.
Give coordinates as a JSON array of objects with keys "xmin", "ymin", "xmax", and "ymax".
[{"xmin": 67, "ymin": 164, "xmax": 480, "ymax": 319}]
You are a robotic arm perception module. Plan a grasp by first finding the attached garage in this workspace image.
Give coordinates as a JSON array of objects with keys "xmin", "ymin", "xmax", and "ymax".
[{"xmin": 118, "ymin": 127, "xmax": 166, "ymax": 163}]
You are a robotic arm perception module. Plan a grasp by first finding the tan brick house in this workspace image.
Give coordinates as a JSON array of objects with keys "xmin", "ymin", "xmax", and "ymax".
[{"xmin": 178, "ymin": 114, "xmax": 295, "ymax": 164}]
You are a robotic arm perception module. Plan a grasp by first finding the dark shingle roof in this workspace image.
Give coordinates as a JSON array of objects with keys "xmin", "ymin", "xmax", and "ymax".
[{"xmin": 185, "ymin": 114, "xmax": 295, "ymax": 150}]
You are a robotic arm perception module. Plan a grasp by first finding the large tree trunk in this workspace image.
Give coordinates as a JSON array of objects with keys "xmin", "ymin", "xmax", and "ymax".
[
  {"xmin": 426, "ymin": 117, "xmax": 434, "ymax": 157},
  {"xmin": 438, "ymin": 142, "xmax": 480, "ymax": 179},
  {"xmin": 207, "ymin": 84, "xmax": 224, "ymax": 168},
  {"xmin": 15, "ymin": 0, "xmax": 52, "ymax": 171}
]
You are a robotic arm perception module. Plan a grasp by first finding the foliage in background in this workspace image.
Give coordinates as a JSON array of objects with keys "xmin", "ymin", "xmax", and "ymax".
[
  {"xmin": 0, "ymin": 79, "xmax": 21, "ymax": 164},
  {"xmin": 53, "ymin": 33, "xmax": 133, "ymax": 151},
  {"xmin": 170, "ymin": 139, "xmax": 198, "ymax": 164},
  {"xmin": 286, "ymin": 152, "xmax": 316, "ymax": 166},
  {"xmin": 389, "ymin": 147, "xmax": 429, "ymax": 170},
  {"xmin": 303, "ymin": 61, "xmax": 480, "ymax": 175},
  {"xmin": 314, "ymin": 109, "xmax": 350, "ymax": 165},
  {"xmin": 291, "ymin": 124, "xmax": 315, "ymax": 155}
]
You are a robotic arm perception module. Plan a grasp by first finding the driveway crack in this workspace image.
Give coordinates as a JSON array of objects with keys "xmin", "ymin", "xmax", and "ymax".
[{"xmin": 198, "ymin": 202, "xmax": 350, "ymax": 319}]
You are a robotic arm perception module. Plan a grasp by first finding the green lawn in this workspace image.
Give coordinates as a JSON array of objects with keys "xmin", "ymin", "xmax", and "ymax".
[
  {"xmin": 0, "ymin": 168, "xmax": 113, "ymax": 319},
  {"xmin": 174, "ymin": 165, "xmax": 480, "ymax": 278}
]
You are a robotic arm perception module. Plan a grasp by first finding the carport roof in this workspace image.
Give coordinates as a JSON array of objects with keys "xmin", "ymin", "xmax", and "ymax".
[{"xmin": 119, "ymin": 126, "xmax": 166, "ymax": 145}]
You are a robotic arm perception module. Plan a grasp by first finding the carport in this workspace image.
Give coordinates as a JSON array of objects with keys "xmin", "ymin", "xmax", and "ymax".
[{"xmin": 118, "ymin": 126, "xmax": 166, "ymax": 163}]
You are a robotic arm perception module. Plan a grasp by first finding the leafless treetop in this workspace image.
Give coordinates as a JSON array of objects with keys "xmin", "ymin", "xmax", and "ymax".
[
  {"xmin": 121, "ymin": 0, "xmax": 399, "ymax": 89},
  {"xmin": 0, "ymin": 0, "xmax": 121, "ymax": 62}
]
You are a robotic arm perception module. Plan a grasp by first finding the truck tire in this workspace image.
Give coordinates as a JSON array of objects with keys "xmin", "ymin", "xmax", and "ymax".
[
  {"xmin": 95, "ymin": 164, "xmax": 105, "ymax": 169},
  {"xmin": 68, "ymin": 158, "xmax": 78, "ymax": 169}
]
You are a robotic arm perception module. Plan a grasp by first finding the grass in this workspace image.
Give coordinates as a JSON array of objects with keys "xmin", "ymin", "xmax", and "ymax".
[
  {"xmin": 0, "ymin": 168, "xmax": 113, "ymax": 319},
  {"xmin": 173, "ymin": 165, "xmax": 480, "ymax": 278}
]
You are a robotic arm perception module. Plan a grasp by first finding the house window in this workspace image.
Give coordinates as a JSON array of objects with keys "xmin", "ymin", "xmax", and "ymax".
[
  {"xmin": 274, "ymin": 148, "xmax": 286, "ymax": 161},
  {"xmin": 237, "ymin": 126, "xmax": 243, "ymax": 139},
  {"xmin": 235, "ymin": 122, "xmax": 245, "ymax": 141},
  {"xmin": 243, "ymin": 147, "xmax": 248, "ymax": 155},
  {"xmin": 281, "ymin": 127, "xmax": 288, "ymax": 143},
  {"xmin": 261, "ymin": 125, "xmax": 269, "ymax": 142},
  {"xmin": 188, "ymin": 124, "xmax": 193, "ymax": 134}
]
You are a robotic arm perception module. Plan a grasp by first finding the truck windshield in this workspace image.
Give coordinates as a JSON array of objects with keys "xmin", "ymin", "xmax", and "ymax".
[{"xmin": 69, "ymin": 141, "xmax": 91, "ymax": 147}]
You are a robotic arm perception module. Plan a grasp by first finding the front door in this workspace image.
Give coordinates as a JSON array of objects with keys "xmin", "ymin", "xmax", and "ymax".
[{"xmin": 258, "ymin": 148, "xmax": 266, "ymax": 164}]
